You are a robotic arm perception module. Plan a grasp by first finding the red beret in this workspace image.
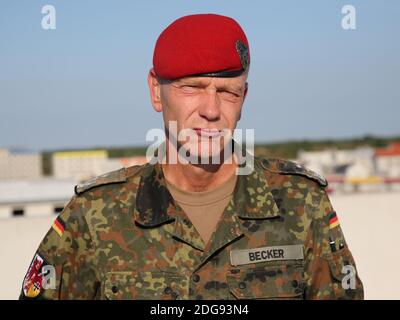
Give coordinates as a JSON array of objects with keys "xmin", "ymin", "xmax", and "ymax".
[{"xmin": 153, "ymin": 14, "xmax": 250, "ymax": 80}]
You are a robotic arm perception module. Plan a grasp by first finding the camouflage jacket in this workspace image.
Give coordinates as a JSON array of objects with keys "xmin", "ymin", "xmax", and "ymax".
[{"xmin": 20, "ymin": 157, "xmax": 364, "ymax": 300}]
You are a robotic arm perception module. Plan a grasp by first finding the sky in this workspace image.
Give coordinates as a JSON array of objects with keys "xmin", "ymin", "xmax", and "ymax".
[{"xmin": 0, "ymin": 0, "xmax": 399, "ymax": 151}]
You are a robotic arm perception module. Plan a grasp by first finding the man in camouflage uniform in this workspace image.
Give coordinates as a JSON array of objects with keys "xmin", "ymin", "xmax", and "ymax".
[{"xmin": 20, "ymin": 14, "xmax": 363, "ymax": 300}]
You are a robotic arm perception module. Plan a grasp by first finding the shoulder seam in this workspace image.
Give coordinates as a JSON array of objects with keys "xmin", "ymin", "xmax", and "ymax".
[
  {"xmin": 74, "ymin": 167, "xmax": 127, "ymax": 195},
  {"xmin": 125, "ymin": 164, "xmax": 145, "ymax": 179},
  {"xmin": 259, "ymin": 157, "xmax": 328, "ymax": 188}
]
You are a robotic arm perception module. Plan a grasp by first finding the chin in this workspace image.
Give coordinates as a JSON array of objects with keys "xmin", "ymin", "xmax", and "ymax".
[{"xmin": 183, "ymin": 141, "xmax": 230, "ymax": 165}]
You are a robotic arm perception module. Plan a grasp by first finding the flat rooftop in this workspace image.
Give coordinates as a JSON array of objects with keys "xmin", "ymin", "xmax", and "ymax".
[{"xmin": 0, "ymin": 178, "xmax": 75, "ymax": 205}]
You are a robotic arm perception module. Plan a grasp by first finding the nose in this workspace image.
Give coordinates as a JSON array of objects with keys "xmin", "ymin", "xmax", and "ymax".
[{"xmin": 197, "ymin": 90, "xmax": 221, "ymax": 121}]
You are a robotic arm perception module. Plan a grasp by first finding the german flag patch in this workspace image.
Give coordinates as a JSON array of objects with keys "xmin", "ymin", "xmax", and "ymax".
[
  {"xmin": 328, "ymin": 211, "xmax": 340, "ymax": 229},
  {"xmin": 52, "ymin": 217, "xmax": 65, "ymax": 237}
]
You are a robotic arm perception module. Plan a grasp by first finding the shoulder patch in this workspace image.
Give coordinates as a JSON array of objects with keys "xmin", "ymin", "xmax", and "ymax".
[
  {"xmin": 74, "ymin": 167, "xmax": 127, "ymax": 195},
  {"xmin": 22, "ymin": 252, "xmax": 49, "ymax": 299},
  {"xmin": 259, "ymin": 158, "xmax": 328, "ymax": 188}
]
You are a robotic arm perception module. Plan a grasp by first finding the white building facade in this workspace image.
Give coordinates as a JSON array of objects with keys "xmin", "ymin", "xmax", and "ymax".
[
  {"xmin": 297, "ymin": 147, "xmax": 376, "ymax": 178},
  {"xmin": 0, "ymin": 179, "xmax": 75, "ymax": 219},
  {"xmin": 0, "ymin": 149, "xmax": 42, "ymax": 180},
  {"xmin": 53, "ymin": 150, "xmax": 147, "ymax": 182},
  {"xmin": 375, "ymin": 143, "xmax": 400, "ymax": 177},
  {"xmin": 53, "ymin": 150, "xmax": 109, "ymax": 181}
]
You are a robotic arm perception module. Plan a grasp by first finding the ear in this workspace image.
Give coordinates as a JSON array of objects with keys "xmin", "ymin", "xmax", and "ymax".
[
  {"xmin": 243, "ymin": 82, "xmax": 248, "ymax": 102},
  {"xmin": 237, "ymin": 82, "xmax": 248, "ymax": 121},
  {"xmin": 147, "ymin": 68, "xmax": 163, "ymax": 112}
]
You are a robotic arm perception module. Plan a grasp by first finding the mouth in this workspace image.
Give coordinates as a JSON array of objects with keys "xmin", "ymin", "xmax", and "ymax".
[{"xmin": 192, "ymin": 128, "xmax": 222, "ymax": 138}]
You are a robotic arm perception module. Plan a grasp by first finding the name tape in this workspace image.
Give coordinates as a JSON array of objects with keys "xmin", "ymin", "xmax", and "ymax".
[{"xmin": 230, "ymin": 245, "xmax": 304, "ymax": 266}]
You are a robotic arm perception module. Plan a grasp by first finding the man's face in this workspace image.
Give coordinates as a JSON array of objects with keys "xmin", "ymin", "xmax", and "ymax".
[{"xmin": 148, "ymin": 70, "xmax": 248, "ymax": 161}]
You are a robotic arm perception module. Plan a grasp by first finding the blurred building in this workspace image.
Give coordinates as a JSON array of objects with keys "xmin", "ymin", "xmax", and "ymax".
[
  {"xmin": 101, "ymin": 156, "xmax": 148, "ymax": 174},
  {"xmin": 297, "ymin": 147, "xmax": 376, "ymax": 178},
  {"xmin": 0, "ymin": 179, "xmax": 74, "ymax": 219},
  {"xmin": 375, "ymin": 143, "xmax": 400, "ymax": 177},
  {"xmin": 53, "ymin": 150, "xmax": 147, "ymax": 182},
  {"xmin": 0, "ymin": 148, "xmax": 41, "ymax": 180},
  {"xmin": 53, "ymin": 150, "xmax": 109, "ymax": 181}
]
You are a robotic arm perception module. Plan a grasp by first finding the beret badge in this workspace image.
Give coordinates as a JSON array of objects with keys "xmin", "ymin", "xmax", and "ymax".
[{"xmin": 236, "ymin": 40, "xmax": 249, "ymax": 71}]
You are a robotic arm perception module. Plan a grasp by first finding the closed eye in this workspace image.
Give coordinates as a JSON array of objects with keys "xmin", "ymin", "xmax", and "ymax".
[
  {"xmin": 180, "ymin": 85, "xmax": 201, "ymax": 93},
  {"xmin": 218, "ymin": 90, "xmax": 241, "ymax": 100}
]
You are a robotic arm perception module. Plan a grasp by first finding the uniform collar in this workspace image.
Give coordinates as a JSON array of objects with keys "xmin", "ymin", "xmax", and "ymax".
[
  {"xmin": 232, "ymin": 158, "xmax": 280, "ymax": 219},
  {"xmin": 133, "ymin": 152, "xmax": 280, "ymax": 227}
]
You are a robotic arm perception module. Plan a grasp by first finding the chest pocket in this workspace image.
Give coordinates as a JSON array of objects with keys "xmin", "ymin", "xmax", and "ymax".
[
  {"xmin": 103, "ymin": 271, "xmax": 189, "ymax": 300},
  {"xmin": 227, "ymin": 262, "xmax": 305, "ymax": 300}
]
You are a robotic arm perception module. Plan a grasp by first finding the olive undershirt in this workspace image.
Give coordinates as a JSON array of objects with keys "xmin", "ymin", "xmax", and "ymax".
[{"xmin": 165, "ymin": 173, "xmax": 238, "ymax": 245}]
